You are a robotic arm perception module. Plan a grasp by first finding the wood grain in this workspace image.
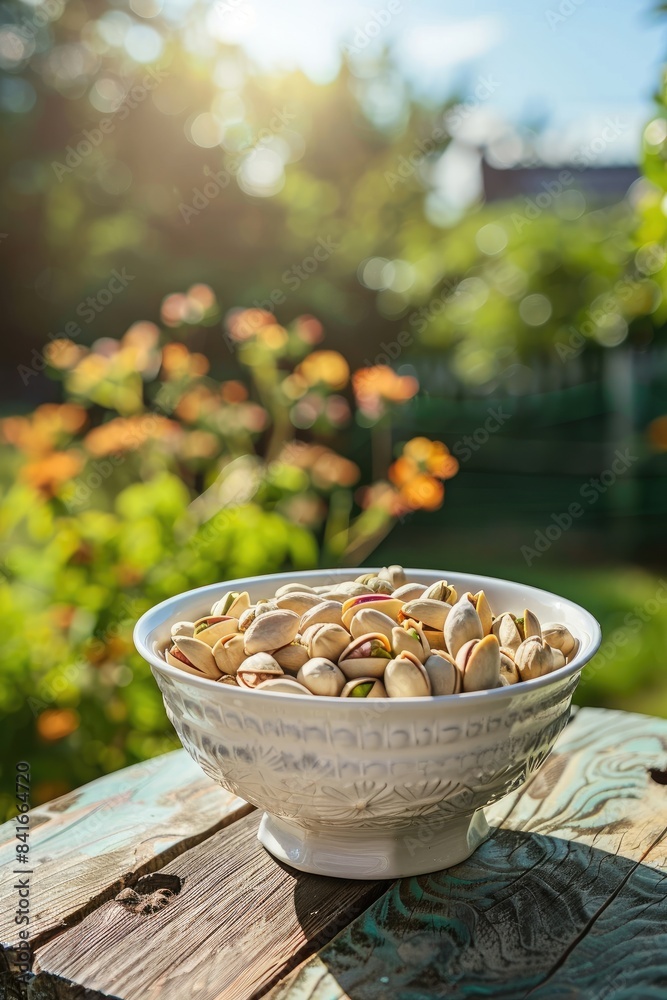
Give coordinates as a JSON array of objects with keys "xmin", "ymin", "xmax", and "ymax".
[
  {"xmin": 0, "ymin": 750, "xmax": 250, "ymax": 969},
  {"xmin": 29, "ymin": 811, "xmax": 391, "ymax": 1000},
  {"xmin": 268, "ymin": 708, "xmax": 667, "ymax": 999}
]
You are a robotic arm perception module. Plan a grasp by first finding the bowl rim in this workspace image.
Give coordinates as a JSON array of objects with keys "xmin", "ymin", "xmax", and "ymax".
[{"xmin": 133, "ymin": 567, "xmax": 602, "ymax": 706}]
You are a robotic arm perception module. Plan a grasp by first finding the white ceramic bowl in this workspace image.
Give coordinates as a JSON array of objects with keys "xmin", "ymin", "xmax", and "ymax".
[{"xmin": 134, "ymin": 568, "xmax": 601, "ymax": 879}]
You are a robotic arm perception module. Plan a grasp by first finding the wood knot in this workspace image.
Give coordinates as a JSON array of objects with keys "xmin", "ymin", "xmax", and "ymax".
[{"xmin": 115, "ymin": 873, "xmax": 182, "ymax": 915}]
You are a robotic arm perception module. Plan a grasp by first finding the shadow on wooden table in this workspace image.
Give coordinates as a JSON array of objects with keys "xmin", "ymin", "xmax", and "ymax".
[{"xmin": 283, "ymin": 827, "xmax": 667, "ymax": 1000}]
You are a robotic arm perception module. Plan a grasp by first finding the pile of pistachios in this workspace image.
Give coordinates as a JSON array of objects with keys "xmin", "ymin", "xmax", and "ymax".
[{"xmin": 163, "ymin": 566, "xmax": 578, "ymax": 698}]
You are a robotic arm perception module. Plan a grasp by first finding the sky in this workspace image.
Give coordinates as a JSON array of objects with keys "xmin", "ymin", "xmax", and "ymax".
[{"xmin": 210, "ymin": 0, "xmax": 666, "ymax": 165}]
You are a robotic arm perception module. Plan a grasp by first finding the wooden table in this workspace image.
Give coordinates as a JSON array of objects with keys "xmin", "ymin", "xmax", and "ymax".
[{"xmin": 1, "ymin": 707, "xmax": 666, "ymax": 1000}]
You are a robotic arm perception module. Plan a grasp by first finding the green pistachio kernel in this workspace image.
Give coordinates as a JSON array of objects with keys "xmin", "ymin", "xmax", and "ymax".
[{"xmin": 350, "ymin": 682, "xmax": 374, "ymax": 697}]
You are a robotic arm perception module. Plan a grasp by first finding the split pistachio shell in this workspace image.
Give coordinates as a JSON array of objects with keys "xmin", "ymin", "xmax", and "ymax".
[
  {"xmin": 170, "ymin": 620, "xmax": 195, "ymax": 638},
  {"xmin": 391, "ymin": 583, "xmax": 427, "ymax": 602},
  {"xmin": 193, "ymin": 616, "xmax": 239, "ymax": 646},
  {"xmin": 211, "ymin": 591, "xmax": 251, "ymax": 618},
  {"xmin": 349, "ymin": 608, "xmax": 396, "ymax": 642},
  {"xmin": 255, "ymin": 677, "xmax": 313, "ymax": 695},
  {"xmin": 243, "ymin": 609, "xmax": 300, "ymax": 655},
  {"xmin": 272, "ymin": 640, "xmax": 310, "ymax": 673},
  {"xmin": 384, "ymin": 653, "xmax": 432, "ymax": 698},
  {"xmin": 392, "ymin": 621, "xmax": 430, "ymax": 661},
  {"xmin": 377, "ymin": 565, "xmax": 407, "ymax": 589},
  {"xmin": 171, "ymin": 635, "xmax": 220, "ymax": 679},
  {"xmin": 341, "ymin": 596, "xmax": 404, "ymax": 629},
  {"xmin": 423, "ymin": 651, "xmax": 461, "ymax": 695},
  {"xmin": 299, "ymin": 600, "xmax": 344, "ymax": 630},
  {"xmin": 238, "ymin": 602, "xmax": 276, "ymax": 631},
  {"xmin": 366, "ymin": 578, "xmax": 394, "ymax": 595},
  {"xmin": 515, "ymin": 636, "xmax": 553, "ymax": 681},
  {"xmin": 297, "ymin": 657, "xmax": 346, "ymax": 696},
  {"xmin": 499, "ymin": 648, "xmax": 520, "ymax": 684},
  {"xmin": 541, "ymin": 622, "xmax": 576, "ymax": 657},
  {"xmin": 304, "ymin": 622, "xmax": 351, "ymax": 662},
  {"xmin": 522, "ymin": 609, "xmax": 541, "ymax": 639},
  {"xmin": 212, "ymin": 633, "xmax": 246, "ymax": 675},
  {"xmin": 445, "ymin": 596, "xmax": 483, "ymax": 658},
  {"xmin": 338, "ymin": 633, "xmax": 392, "ymax": 679},
  {"xmin": 470, "ymin": 591, "xmax": 493, "ymax": 635},
  {"xmin": 398, "ymin": 598, "xmax": 451, "ymax": 631},
  {"xmin": 491, "ymin": 612, "xmax": 522, "ymax": 653},
  {"xmin": 457, "ymin": 635, "xmax": 501, "ymax": 692},
  {"xmin": 166, "ymin": 648, "xmax": 212, "ymax": 678},
  {"xmin": 275, "ymin": 592, "xmax": 322, "ymax": 615},
  {"xmin": 217, "ymin": 675, "xmax": 239, "ymax": 686},
  {"xmin": 237, "ymin": 652, "xmax": 283, "ymax": 688},
  {"xmin": 422, "ymin": 581, "xmax": 458, "ymax": 604},
  {"xmin": 340, "ymin": 677, "xmax": 387, "ymax": 698}
]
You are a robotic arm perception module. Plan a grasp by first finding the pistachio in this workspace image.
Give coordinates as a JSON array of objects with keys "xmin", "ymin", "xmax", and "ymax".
[
  {"xmin": 212, "ymin": 633, "xmax": 246, "ymax": 675},
  {"xmin": 238, "ymin": 602, "xmax": 276, "ymax": 631},
  {"xmin": 170, "ymin": 635, "xmax": 220, "ymax": 680},
  {"xmin": 217, "ymin": 675, "xmax": 239, "ymax": 686},
  {"xmin": 366, "ymin": 577, "xmax": 394, "ymax": 595},
  {"xmin": 384, "ymin": 652, "xmax": 431, "ymax": 698},
  {"xmin": 391, "ymin": 620, "xmax": 430, "ymax": 661},
  {"xmin": 457, "ymin": 635, "xmax": 501, "ymax": 692},
  {"xmin": 499, "ymin": 648, "xmax": 520, "ymax": 684},
  {"xmin": 341, "ymin": 595, "xmax": 404, "ymax": 629},
  {"xmin": 339, "ymin": 633, "xmax": 393, "ymax": 679},
  {"xmin": 243, "ymin": 609, "xmax": 300, "ymax": 655},
  {"xmin": 469, "ymin": 591, "xmax": 493, "ymax": 635},
  {"xmin": 275, "ymin": 582, "xmax": 318, "ymax": 597},
  {"xmin": 391, "ymin": 582, "xmax": 427, "ymax": 602},
  {"xmin": 548, "ymin": 644, "xmax": 566, "ymax": 670},
  {"xmin": 236, "ymin": 652, "xmax": 283, "ymax": 688},
  {"xmin": 333, "ymin": 581, "xmax": 374, "ymax": 596},
  {"xmin": 297, "ymin": 657, "xmax": 346, "ymax": 696},
  {"xmin": 303, "ymin": 622, "xmax": 351, "ymax": 662},
  {"xmin": 445, "ymin": 595, "xmax": 483, "ymax": 658},
  {"xmin": 275, "ymin": 592, "xmax": 322, "ymax": 615},
  {"xmin": 423, "ymin": 650, "xmax": 461, "ymax": 695},
  {"xmin": 299, "ymin": 600, "xmax": 344, "ymax": 630},
  {"xmin": 515, "ymin": 636, "xmax": 554, "ymax": 681},
  {"xmin": 491, "ymin": 612, "xmax": 523, "ymax": 653},
  {"xmin": 541, "ymin": 622, "xmax": 576, "ymax": 657},
  {"xmin": 193, "ymin": 616, "xmax": 239, "ymax": 646},
  {"xmin": 273, "ymin": 639, "xmax": 310, "ymax": 673},
  {"xmin": 255, "ymin": 677, "xmax": 313, "ymax": 695},
  {"xmin": 340, "ymin": 677, "xmax": 387, "ymax": 698},
  {"xmin": 398, "ymin": 598, "xmax": 451, "ymax": 632},
  {"xmin": 211, "ymin": 591, "xmax": 251, "ymax": 618},
  {"xmin": 170, "ymin": 620, "xmax": 195, "ymax": 638},
  {"xmin": 521, "ymin": 609, "xmax": 541, "ymax": 640},
  {"xmin": 422, "ymin": 580, "xmax": 458, "ymax": 604},
  {"xmin": 348, "ymin": 607, "xmax": 396, "ymax": 643},
  {"xmin": 377, "ymin": 564, "xmax": 407, "ymax": 589}
]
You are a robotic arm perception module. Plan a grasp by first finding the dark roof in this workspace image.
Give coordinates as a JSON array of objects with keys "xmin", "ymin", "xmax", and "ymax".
[{"xmin": 482, "ymin": 159, "xmax": 639, "ymax": 202}]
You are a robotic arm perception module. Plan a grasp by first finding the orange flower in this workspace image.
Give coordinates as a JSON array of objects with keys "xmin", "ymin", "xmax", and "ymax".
[
  {"xmin": 160, "ymin": 343, "xmax": 209, "ymax": 379},
  {"xmin": 278, "ymin": 442, "xmax": 359, "ymax": 488},
  {"xmin": 648, "ymin": 415, "xmax": 667, "ymax": 450},
  {"xmin": 226, "ymin": 308, "xmax": 274, "ymax": 343},
  {"xmin": 22, "ymin": 451, "xmax": 83, "ymax": 495},
  {"xmin": 388, "ymin": 437, "xmax": 458, "ymax": 513},
  {"xmin": 399, "ymin": 474, "xmax": 444, "ymax": 511},
  {"xmin": 84, "ymin": 415, "xmax": 181, "ymax": 457},
  {"xmin": 2, "ymin": 404, "xmax": 87, "ymax": 457},
  {"xmin": 221, "ymin": 380, "xmax": 248, "ymax": 403},
  {"xmin": 352, "ymin": 366, "xmax": 418, "ymax": 418},
  {"xmin": 45, "ymin": 339, "xmax": 85, "ymax": 370},
  {"xmin": 294, "ymin": 315, "xmax": 324, "ymax": 344},
  {"xmin": 297, "ymin": 351, "xmax": 350, "ymax": 389},
  {"xmin": 37, "ymin": 708, "xmax": 79, "ymax": 742}
]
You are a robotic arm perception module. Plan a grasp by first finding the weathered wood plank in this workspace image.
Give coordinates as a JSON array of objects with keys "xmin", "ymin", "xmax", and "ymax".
[
  {"xmin": 29, "ymin": 811, "xmax": 391, "ymax": 1000},
  {"xmin": 0, "ymin": 750, "xmax": 250, "ymax": 970},
  {"xmin": 267, "ymin": 708, "xmax": 667, "ymax": 999}
]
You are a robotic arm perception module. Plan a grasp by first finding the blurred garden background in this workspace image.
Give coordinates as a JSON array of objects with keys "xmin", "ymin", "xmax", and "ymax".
[{"xmin": 2, "ymin": 0, "xmax": 667, "ymax": 816}]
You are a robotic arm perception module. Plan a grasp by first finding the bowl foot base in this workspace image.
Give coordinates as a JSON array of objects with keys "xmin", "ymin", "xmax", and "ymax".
[{"xmin": 257, "ymin": 809, "xmax": 489, "ymax": 879}]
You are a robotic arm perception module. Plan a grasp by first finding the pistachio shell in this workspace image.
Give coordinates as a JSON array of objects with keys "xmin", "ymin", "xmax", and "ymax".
[
  {"xmin": 340, "ymin": 677, "xmax": 387, "ymax": 698},
  {"xmin": 341, "ymin": 596, "xmax": 404, "ymax": 629},
  {"xmin": 338, "ymin": 633, "xmax": 392, "ymax": 679},
  {"xmin": 211, "ymin": 591, "xmax": 251, "ymax": 618},
  {"xmin": 548, "ymin": 644, "xmax": 566, "ymax": 670},
  {"xmin": 255, "ymin": 677, "xmax": 313, "ymax": 695},
  {"xmin": 491, "ymin": 612, "xmax": 522, "ymax": 653},
  {"xmin": 275, "ymin": 582, "xmax": 317, "ymax": 597},
  {"xmin": 445, "ymin": 597, "xmax": 483, "ymax": 657},
  {"xmin": 499, "ymin": 649, "xmax": 519, "ymax": 684},
  {"xmin": 272, "ymin": 640, "xmax": 310, "ymax": 673},
  {"xmin": 166, "ymin": 647, "xmax": 211, "ymax": 678},
  {"xmin": 457, "ymin": 635, "xmax": 501, "ymax": 692},
  {"xmin": 471, "ymin": 591, "xmax": 493, "ymax": 635},
  {"xmin": 299, "ymin": 600, "xmax": 344, "ymax": 630},
  {"xmin": 238, "ymin": 603, "xmax": 276, "ymax": 631},
  {"xmin": 541, "ymin": 622, "xmax": 576, "ymax": 657},
  {"xmin": 170, "ymin": 620, "xmax": 195, "ymax": 638},
  {"xmin": 236, "ymin": 653, "xmax": 282, "ymax": 688},
  {"xmin": 332, "ymin": 581, "xmax": 374, "ymax": 596},
  {"xmin": 523, "ymin": 609, "xmax": 541, "ymax": 639},
  {"xmin": 391, "ymin": 583, "xmax": 427, "ymax": 601},
  {"xmin": 193, "ymin": 616, "xmax": 239, "ymax": 646},
  {"xmin": 366, "ymin": 577, "xmax": 394, "ymax": 595},
  {"xmin": 391, "ymin": 621, "xmax": 430, "ymax": 661},
  {"xmin": 423, "ymin": 651, "xmax": 461, "ymax": 695},
  {"xmin": 216, "ymin": 675, "xmax": 239, "ymax": 686},
  {"xmin": 515, "ymin": 636, "xmax": 553, "ymax": 681},
  {"xmin": 378, "ymin": 564, "xmax": 407, "ymax": 588},
  {"xmin": 303, "ymin": 622, "xmax": 351, "ymax": 661},
  {"xmin": 275, "ymin": 592, "xmax": 322, "ymax": 615},
  {"xmin": 212, "ymin": 633, "xmax": 246, "ymax": 675},
  {"xmin": 297, "ymin": 657, "xmax": 346, "ymax": 696},
  {"xmin": 349, "ymin": 608, "xmax": 396, "ymax": 642},
  {"xmin": 399, "ymin": 598, "xmax": 451, "ymax": 631},
  {"xmin": 422, "ymin": 581, "xmax": 458, "ymax": 604},
  {"xmin": 384, "ymin": 654, "xmax": 431, "ymax": 698},
  {"xmin": 243, "ymin": 609, "xmax": 300, "ymax": 655},
  {"xmin": 171, "ymin": 636, "xmax": 220, "ymax": 679}
]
